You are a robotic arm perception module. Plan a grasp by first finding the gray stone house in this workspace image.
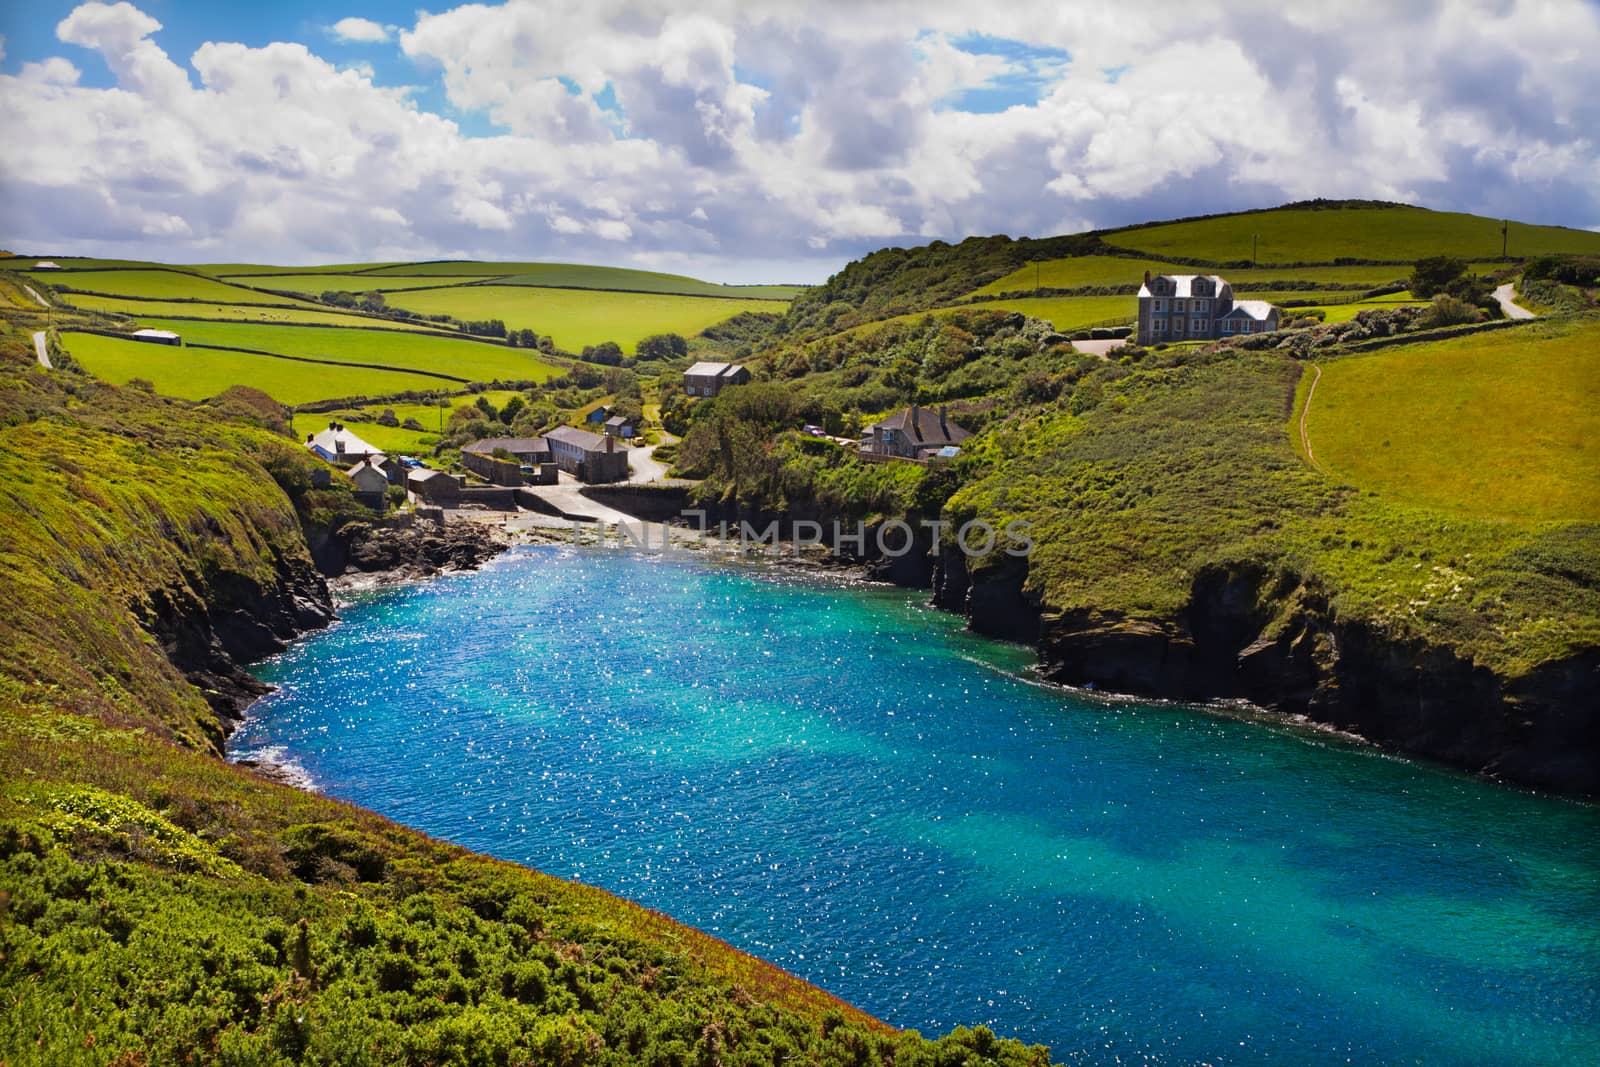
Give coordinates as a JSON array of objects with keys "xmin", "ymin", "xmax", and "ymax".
[
  {"xmin": 1135, "ymin": 272, "xmax": 1279, "ymax": 345},
  {"xmin": 683, "ymin": 361, "xmax": 750, "ymax": 398},
  {"xmin": 544, "ymin": 426, "xmax": 629, "ymax": 483}
]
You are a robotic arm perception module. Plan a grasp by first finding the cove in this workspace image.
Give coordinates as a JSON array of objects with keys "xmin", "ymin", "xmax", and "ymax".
[{"xmin": 231, "ymin": 545, "xmax": 1600, "ymax": 1064}]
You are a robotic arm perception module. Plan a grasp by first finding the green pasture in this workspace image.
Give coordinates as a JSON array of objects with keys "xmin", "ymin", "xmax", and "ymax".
[
  {"xmin": 362, "ymin": 260, "xmax": 804, "ymax": 299},
  {"xmin": 61, "ymin": 294, "xmax": 439, "ymax": 331},
  {"xmin": 1102, "ymin": 206, "xmax": 1600, "ymax": 265},
  {"xmin": 974, "ymin": 256, "xmax": 1415, "ymax": 296},
  {"xmin": 382, "ymin": 285, "xmax": 788, "ymax": 351},
  {"xmin": 60, "ymin": 332, "xmax": 447, "ymax": 405},
  {"xmin": 1304, "ymin": 318, "xmax": 1600, "ymax": 521},
  {"xmin": 199, "ymin": 262, "xmax": 398, "ymax": 276},
  {"xmin": 1304, "ymin": 292, "xmax": 1427, "ymax": 323},
  {"xmin": 230, "ymin": 274, "xmax": 500, "ymax": 295},
  {"xmin": 30, "ymin": 268, "xmax": 325, "ymax": 307},
  {"xmin": 133, "ymin": 318, "xmax": 563, "ymax": 385},
  {"xmin": 967, "ymin": 294, "xmax": 1135, "ymax": 331},
  {"xmin": 308, "ymin": 390, "xmax": 527, "ymax": 454}
]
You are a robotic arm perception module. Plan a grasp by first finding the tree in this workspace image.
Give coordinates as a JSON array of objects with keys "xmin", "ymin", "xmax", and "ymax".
[
  {"xmin": 475, "ymin": 395, "xmax": 499, "ymax": 421},
  {"xmin": 499, "ymin": 395, "xmax": 525, "ymax": 425},
  {"xmin": 1409, "ymin": 256, "xmax": 1468, "ymax": 298},
  {"xmin": 635, "ymin": 333, "xmax": 688, "ymax": 362},
  {"xmin": 581, "ymin": 341, "xmax": 625, "ymax": 366},
  {"xmin": 376, "ymin": 408, "xmax": 399, "ymax": 427}
]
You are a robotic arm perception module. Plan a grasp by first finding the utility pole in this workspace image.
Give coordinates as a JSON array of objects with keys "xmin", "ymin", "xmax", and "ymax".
[
  {"xmin": 1035, "ymin": 261, "xmax": 1041, "ymax": 295},
  {"xmin": 1252, "ymin": 233, "xmax": 1259, "ymax": 267},
  {"xmin": 1501, "ymin": 220, "xmax": 1509, "ymax": 259}
]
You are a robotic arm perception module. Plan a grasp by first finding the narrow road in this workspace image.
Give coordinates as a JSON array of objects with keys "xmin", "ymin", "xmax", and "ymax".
[
  {"xmin": 627, "ymin": 430, "xmax": 679, "ymax": 483},
  {"xmin": 23, "ymin": 284, "xmax": 50, "ymax": 308},
  {"xmin": 32, "ymin": 331, "xmax": 51, "ymax": 369},
  {"xmin": 1493, "ymin": 283, "xmax": 1535, "ymax": 320},
  {"xmin": 1298, "ymin": 363, "xmax": 1322, "ymax": 471}
]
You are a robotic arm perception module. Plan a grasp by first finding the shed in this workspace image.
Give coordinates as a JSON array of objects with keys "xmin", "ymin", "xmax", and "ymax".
[
  {"xmin": 130, "ymin": 328, "xmax": 182, "ymax": 346},
  {"xmin": 407, "ymin": 468, "xmax": 462, "ymax": 506}
]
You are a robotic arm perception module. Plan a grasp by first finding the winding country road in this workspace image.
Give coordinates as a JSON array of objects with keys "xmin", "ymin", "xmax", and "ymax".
[
  {"xmin": 32, "ymin": 331, "xmax": 51, "ymax": 369},
  {"xmin": 1492, "ymin": 283, "xmax": 1536, "ymax": 320},
  {"xmin": 23, "ymin": 284, "xmax": 51, "ymax": 308}
]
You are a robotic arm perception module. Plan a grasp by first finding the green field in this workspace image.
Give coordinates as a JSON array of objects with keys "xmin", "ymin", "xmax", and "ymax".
[
  {"xmin": 308, "ymin": 391, "xmax": 527, "ymax": 454},
  {"xmin": 227, "ymin": 274, "xmax": 501, "ymax": 295},
  {"xmin": 383, "ymin": 285, "xmax": 787, "ymax": 351},
  {"xmin": 1102, "ymin": 206, "xmax": 1600, "ymax": 265},
  {"xmin": 974, "ymin": 256, "xmax": 1416, "ymax": 296},
  {"xmin": 1305, "ymin": 292, "xmax": 1427, "ymax": 323},
  {"xmin": 133, "ymin": 318, "xmax": 563, "ymax": 384},
  {"xmin": 30, "ymin": 268, "xmax": 325, "ymax": 307},
  {"xmin": 968, "ymin": 294, "xmax": 1135, "ymax": 331},
  {"xmin": 361, "ymin": 260, "xmax": 804, "ymax": 299},
  {"xmin": 1305, "ymin": 318, "xmax": 1600, "ymax": 521},
  {"xmin": 62, "ymin": 293, "xmax": 440, "ymax": 330},
  {"xmin": 60, "ymin": 332, "xmax": 448, "ymax": 404},
  {"xmin": 196, "ymin": 262, "xmax": 398, "ymax": 276}
]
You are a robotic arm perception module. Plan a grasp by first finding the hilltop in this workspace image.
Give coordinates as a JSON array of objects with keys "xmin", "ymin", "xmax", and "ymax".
[{"xmin": 669, "ymin": 201, "xmax": 1600, "ymax": 795}]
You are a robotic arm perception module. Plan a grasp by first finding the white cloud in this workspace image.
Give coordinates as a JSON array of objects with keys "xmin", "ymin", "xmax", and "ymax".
[
  {"xmin": 331, "ymin": 17, "xmax": 390, "ymax": 44},
  {"xmin": 1, "ymin": 0, "xmax": 1596, "ymax": 282}
]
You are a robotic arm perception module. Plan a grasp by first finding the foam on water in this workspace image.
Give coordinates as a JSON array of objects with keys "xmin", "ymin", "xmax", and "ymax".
[{"xmin": 230, "ymin": 546, "xmax": 1600, "ymax": 1064}]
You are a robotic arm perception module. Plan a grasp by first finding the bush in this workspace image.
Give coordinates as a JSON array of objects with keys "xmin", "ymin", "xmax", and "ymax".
[
  {"xmin": 1410, "ymin": 255, "xmax": 1468, "ymax": 298},
  {"xmin": 376, "ymin": 408, "xmax": 399, "ymax": 427},
  {"xmin": 1417, "ymin": 293, "xmax": 1483, "ymax": 329}
]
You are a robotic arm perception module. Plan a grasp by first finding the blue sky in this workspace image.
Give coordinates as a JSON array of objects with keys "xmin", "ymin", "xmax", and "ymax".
[{"xmin": 2, "ymin": 1, "xmax": 1596, "ymax": 282}]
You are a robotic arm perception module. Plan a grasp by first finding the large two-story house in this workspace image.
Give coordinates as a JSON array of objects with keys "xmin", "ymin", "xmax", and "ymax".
[{"xmin": 1135, "ymin": 272, "xmax": 1279, "ymax": 346}]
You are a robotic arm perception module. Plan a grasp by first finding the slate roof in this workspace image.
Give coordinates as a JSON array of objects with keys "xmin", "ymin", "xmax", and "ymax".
[
  {"xmin": 1222, "ymin": 300, "xmax": 1276, "ymax": 320},
  {"xmin": 604, "ymin": 415, "xmax": 631, "ymax": 428},
  {"xmin": 463, "ymin": 436, "xmax": 550, "ymax": 456},
  {"xmin": 1143, "ymin": 274, "xmax": 1230, "ymax": 298},
  {"xmin": 871, "ymin": 406, "xmax": 971, "ymax": 448},
  {"xmin": 684, "ymin": 361, "xmax": 745, "ymax": 378},
  {"xmin": 545, "ymin": 425, "xmax": 609, "ymax": 451},
  {"xmin": 306, "ymin": 425, "xmax": 379, "ymax": 459}
]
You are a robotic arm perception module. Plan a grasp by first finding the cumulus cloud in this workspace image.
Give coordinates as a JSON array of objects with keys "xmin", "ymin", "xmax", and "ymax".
[
  {"xmin": 331, "ymin": 17, "xmax": 390, "ymax": 44},
  {"xmin": 1, "ymin": 0, "xmax": 1596, "ymax": 281}
]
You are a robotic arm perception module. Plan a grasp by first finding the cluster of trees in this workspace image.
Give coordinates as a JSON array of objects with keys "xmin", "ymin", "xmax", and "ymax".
[
  {"xmin": 1408, "ymin": 256, "xmax": 1494, "ymax": 302},
  {"xmin": 320, "ymin": 289, "xmax": 388, "ymax": 312},
  {"xmin": 1523, "ymin": 254, "xmax": 1600, "ymax": 288}
]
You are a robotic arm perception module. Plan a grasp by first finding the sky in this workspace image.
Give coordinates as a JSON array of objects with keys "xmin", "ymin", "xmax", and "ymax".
[{"xmin": 0, "ymin": 1, "xmax": 1597, "ymax": 284}]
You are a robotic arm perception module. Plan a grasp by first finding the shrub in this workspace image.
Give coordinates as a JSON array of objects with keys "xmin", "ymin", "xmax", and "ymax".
[{"xmin": 1417, "ymin": 293, "xmax": 1483, "ymax": 329}]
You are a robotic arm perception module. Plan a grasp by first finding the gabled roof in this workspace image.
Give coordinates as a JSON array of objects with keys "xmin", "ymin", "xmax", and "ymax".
[
  {"xmin": 463, "ymin": 436, "xmax": 550, "ymax": 455},
  {"xmin": 684, "ymin": 361, "xmax": 745, "ymax": 378},
  {"xmin": 545, "ymin": 425, "xmax": 608, "ymax": 450},
  {"xmin": 346, "ymin": 458, "xmax": 389, "ymax": 485},
  {"xmin": 870, "ymin": 406, "xmax": 971, "ymax": 448},
  {"xmin": 1222, "ymin": 300, "xmax": 1276, "ymax": 320},
  {"xmin": 131, "ymin": 328, "xmax": 181, "ymax": 340},
  {"xmin": 1148, "ymin": 274, "xmax": 1229, "ymax": 298},
  {"xmin": 306, "ymin": 425, "xmax": 379, "ymax": 457},
  {"xmin": 603, "ymin": 415, "xmax": 631, "ymax": 428}
]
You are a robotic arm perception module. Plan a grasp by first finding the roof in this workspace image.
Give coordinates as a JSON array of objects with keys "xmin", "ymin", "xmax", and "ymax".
[
  {"xmin": 346, "ymin": 458, "xmax": 389, "ymax": 483},
  {"xmin": 870, "ymin": 406, "xmax": 972, "ymax": 448},
  {"xmin": 684, "ymin": 361, "xmax": 745, "ymax": 378},
  {"xmin": 1148, "ymin": 274, "xmax": 1229, "ymax": 298},
  {"xmin": 545, "ymin": 425, "xmax": 609, "ymax": 451},
  {"xmin": 131, "ymin": 328, "xmax": 180, "ymax": 340},
  {"xmin": 407, "ymin": 468, "xmax": 452, "ymax": 482},
  {"xmin": 306, "ymin": 425, "xmax": 379, "ymax": 457},
  {"xmin": 604, "ymin": 415, "xmax": 631, "ymax": 428},
  {"xmin": 33, "ymin": 261, "xmax": 60, "ymax": 269},
  {"xmin": 463, "ymin": 436, "xmax": 550, "ymax": 455},
  {"xmin": 1223, "ymin": 300, "xmax": 1276, "ymax": 320}
]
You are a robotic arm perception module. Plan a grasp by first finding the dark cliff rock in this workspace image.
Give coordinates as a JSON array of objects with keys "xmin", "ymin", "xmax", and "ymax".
[
  {"xmin": 877, "ymin": 547, "xmax": 1599, "ymax": 797},
  {"xmin": 144, "ymin": 552, "xmax": 334, "ymax": 749},
  {"xmin": 307, "ymin": 517, "xmax": 508, "ymax": 579}
]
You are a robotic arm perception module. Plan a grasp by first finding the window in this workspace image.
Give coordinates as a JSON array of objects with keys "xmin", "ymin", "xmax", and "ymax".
[
  {"xmin": 1153, "ymin": 299, "xmax": 1167, "ymax": 313},
  {"xmin": 1195, "ymin": 298, "xmax": 1209, "ymax": 313},
  {"xmin": 1221, "ymin": 320, "xmax": 1235, "ymax": 334},
  {"xmin": 1192, "ymin": 317, "xmax": 1206, "ymax": 334},
  {"xmin": 1241, "ymin": 322, "xmax": 1253, "ymax": 334},
  {"xmin": 1173, "ymin": 318, "xmax": 1184, "ymax": 334},
  {"xmin": 1174, "ymin": 299, "xmax": 1186, "ymax": 313},
  {"xmin": 1152, "ymin": 318, "xmax": 1167, "ymax": 332}
]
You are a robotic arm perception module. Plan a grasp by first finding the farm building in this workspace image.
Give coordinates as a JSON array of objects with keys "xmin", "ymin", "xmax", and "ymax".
[
  {"xmin": 462, "ymin": 437, "xmax": 556, "ymax": 486},
  {"xmin": 865, "ymin": 404, "xmax": 971, "ymax": 461},
  {"xmin": 407, "ymin": 468, "xmax": 462, "ymax": 506},
  {"xmin": 345, "ymin": 458, "xmax": 390, "ymax": 510},
  {"xmin": 584, "ymin": 406, "xmax": 609, "ymax": 424},
  {"xmin": 1135, "ymin": 272, "xmax": 1280, "ymax": 345},
  {"xmin": 130, "ymin": 328, "xmax": 182, "ymax": 346},
  {"xmin": 683, "ymin": 361, "xmax": 749, "ymax": 398},
  {"xmin": 544, "ymin": 426, "xmax": 629, "ymax": 483},
  {"xmin": 33, "ymin": 261, "xmax": 61, "ymax": 270},
  {"xmin": 603, "ymin": 415, "xmax": 635, "ymax": 439},
  {"xmin": 306, "ymin": 422, "xmax": 381, "ymax": 467}
]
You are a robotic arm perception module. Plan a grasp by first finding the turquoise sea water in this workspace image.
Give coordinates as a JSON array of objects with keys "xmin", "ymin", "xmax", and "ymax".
[{"xmin": 232, "ymin": 546, "xmax": 1600, "ymax": 1064}]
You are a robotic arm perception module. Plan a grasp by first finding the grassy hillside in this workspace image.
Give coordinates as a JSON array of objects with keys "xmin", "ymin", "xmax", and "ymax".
[
  {"xmin": 974, "ymin": 257, "xmax": 1415, "ymax": 295},
  {"xmin": 1103, "ymin": 205, "xmax": 1600, "ymax": 264},
  {"xmin": 27, "ymin": 268, "xmax": 327, "ymax": 307},
  {"xmin": 1306, "ymin": 318, "xmax": 1600, "ymax": 521},
  {"xmin": 382, "ymin": 285, "xmax": 789, "ymax": 352},
  {"xmin": 61, "ymin": 331, "xmax": 459, "ymax": 403},
  {"xmin": 0, "ymin": 327, "xmax": 1050, "ymax": 1066},
  {"xmin": 60, "ymin": 294, "xmax": 444, "ymax": 330},
  {"xmin": 358, "ymin": 260, "xmax": 804, "ymax": 299}
]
